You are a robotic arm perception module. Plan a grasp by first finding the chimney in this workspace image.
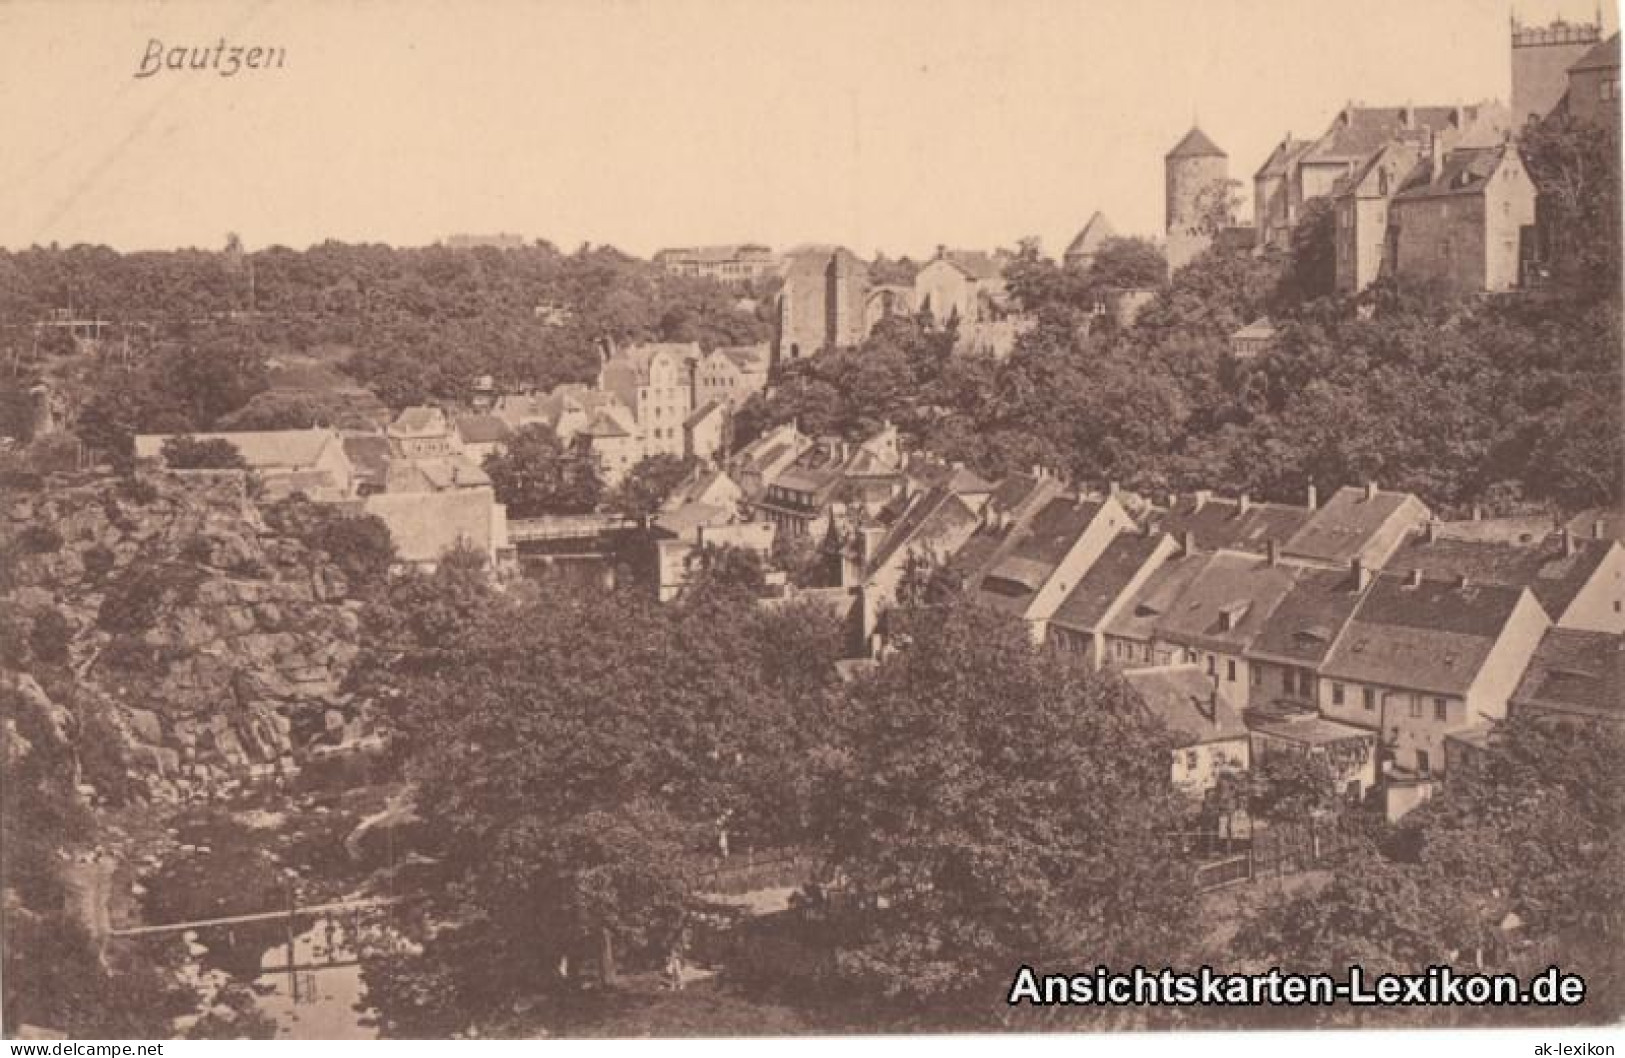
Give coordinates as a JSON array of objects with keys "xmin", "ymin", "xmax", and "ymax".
[
  {"xmin": 1167, "ymin": 491, "xmax": 1179, "ymax": 511},
  {"xmin": 1560, "ymin": 528, "xmax": 1575, "ymax": 557},
  {"xmin": 1364, "ymin": 481, "xmax": 1378, "ymax": 501},
  {"xmin": 1472, "ymin": 504, "xmax": 1484, "ymax": 522},
  {"xmin": 1595, "ymin": 519, "xmax": 1607, "ymax": 540},
  {"xmin": 1193, "ymin": 489, "xmax": 1212, "ymax": 511},
  {"xmin": 1108, "ymin": 480, "xmax": 1120, "ymax": 498},
  {"xmin": 936, "ymin": 244, "xmax": 947, "ymax": 260},
  {"xmin": 1424, "ymin": 518, "xmax": 1438, "ymax": 544},
  {"xmin": 1031, "ymin": 463, "xmax": 1043, "ymax": 480},
  {"xmin": 1306, "ymin": 482, "xmax": 1318, "ymax": 511},
  {"xmin": 1266, "ymin": 538, "xmax": 1279, "ymax": 567},
  {"xmin": 1454, "ymin": 573, "xmax": 1470, "ymax": 589},
  {"xmin": 1408, "ymin": 567, "xmax": 1423, "ymax": 588},
  {"xmin": 1350, "ymin": 556, "xmax": 1371, "ymax": 590},
  {"xmin": 1182, "ymin": 530, "xmax": 1197, "ymax": 556},
  {"xmin": 1238, "ymin": 493, "xmax": 1251, "ymax": 515}
]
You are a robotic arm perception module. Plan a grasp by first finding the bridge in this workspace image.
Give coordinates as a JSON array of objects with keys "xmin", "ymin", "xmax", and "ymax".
[{"xmin": 507, "ymin": 513, "xmax": 641, "ymax": 545}]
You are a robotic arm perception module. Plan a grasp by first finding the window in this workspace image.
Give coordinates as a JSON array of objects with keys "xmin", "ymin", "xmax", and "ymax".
[
  {"xmin": 1206, "ymin": 655, "xmax": 1216, "ymax": 676},
  {"xmin": 1298, "ymin": 670, "xmax": 1315, "ymax": 698},
  {"xmin": 1332, "ymin": 683, "xmax": 1345, "ymax": 706},
  {"xmin": 1282, "ymin": 669, "xmax": 1295, "ymax": 692},
  {"xmin": 1416, "ymin": 749, "xmax": 1431, "ymax": 776},
  {"xmin": 1184, "ymin": 749, "xmax": 1199, "ymax": 771},
  {"xmin": 1363, "ymin": 687, "xmax": 1376, "ymax": 712},
  {"xmin": 1227, "ymin": 659, "xmax": 1237, "ymax": 682},
  {"xmin": 1434, "ymin": 698, "xmax": 1448, "ymax": 722},
  {"xmin": 1409, "ymin": 698, "xmax": 1423, "ymax": 719}
]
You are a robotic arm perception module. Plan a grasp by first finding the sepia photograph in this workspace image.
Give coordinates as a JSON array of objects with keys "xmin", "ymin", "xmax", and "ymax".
[{"xmin": 1, "ymin": 0, "xmax": 1622, "ymax": 1047}]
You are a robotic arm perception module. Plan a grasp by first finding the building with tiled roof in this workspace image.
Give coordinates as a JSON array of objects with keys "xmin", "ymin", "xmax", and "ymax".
[
  {"xmin": 653, "ymin": 244, "xmax": 779, "ymax": 285},
  {"xmin": 597, "ymin": 341, "xmax": 700, "ymax": 460},
  {"xmin": 683, "ymin": 399, "xmax": 729, "ymax": 464},
  {"xmin": 453, "ymin": 413, "xmax": 512, "ymax": 464},
  {"xmin": 1318, "ymin": 573, "xmax": 1551, "ymax": 780},
  {"xmin": 1063, "ymin": 212, "xmax": 1116, "ymax": 270},
  {"xmin": 728, "ymin": 422, "xmax": 813, "ymax": 501},
  {"xmin": 696, "ymin": 344, "xmax": 770, "ymax": 409},
  {"xmin": 1510, "ymin": 627, "xmax": 1625, "ymax": 726},
  {"xmin": 135, "ymin": 428, "xmax": 355, "ymax": 501},
  {"xmin": 1150, "ymin": 549, "xmax": 1301, "ymax": 709},
  {"xmin": 1330, "ymin": 138, "xmax": 1428, "ymax": 293},
  {"xmin": 1566, "ymin": 31, "xmax": 1621, "ymax": 126},
  {"xmin": 1248, "ymin": 711, "xmax": 1379, "ymax": 802},
  {"xmin": 1282, "ymin": 483, "xmax": 1429, "ymax": 570},
  {"xmin": 914, "ymin": 247, "xmax": 1009, "ymax": 329},
  {"xmin": 1229, "ymin": 317, "xmax": 1279, "ymax": 360},
  {"xmin": 1383, "ymin": 526, "xmax": 1624, "ymax": 633},
  {"xmin": 1244, "ymin": 564, "xmax": 1373, "ymax": 713},
  {"xmin": 341, "ymin": 433, "xmax": 393, "ymax": 496},
  {"xmin": 1512, "ymin": 15, "xmax": 1604, "ymax": 123},
  {"xmin": 1047, "ymin": 531, "xmax": 1180, "ymax": 668},
  {"xmin": 1390, "ymin": 142, "xmax": 1537, "ymax": 293},
  {"xmin": 960, "ymin": 493, "xmax": 1133, "ymax": 640},
  {"xmin": 1253, "ymin": 136, "xmax": 1313, "ymax": 251},
  {"xmin": 385, "ymin": 453, "xmax": 492, "ymax": 494},
  {"xmin": 1101, "ymin": 547, "xmax": 1209, "ymax": 668},
  {"xmin": 751, "ymin": 426, "xmax": 907, "ymax": 540},
  {"xmin": 1122, "ymin": 663, "xmax": 1249, "ymax": 794},
  {"xmin": 1565, "ymin": 506, "xmax": 1624, "ymax": 546},
  {"xmin": 862, "ymin": 485, "xmax": 982, "ymax": 609},
  {"xmin": 1153, "ymin": 491, "xmax": 1314, "ymax": 559}
]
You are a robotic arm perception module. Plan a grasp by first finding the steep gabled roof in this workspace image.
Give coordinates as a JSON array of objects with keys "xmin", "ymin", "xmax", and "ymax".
[
  {"xmin": 1154, "ymin": 550, "xmax": 1300, "ymax": 655},
  {"xmin": 1104, "ymin": 549, "xmax": 1209, "ymax": 644},
  {"xmin": 970, "ymin": 497, "xmax": 1106, "ymax": 617},
  {"xmin": 1168, "ymin": 126, "xmax": 1226, "ymax": 159},
  {"xmin": 866, "ymin": 486, "xmax": 979, "ymax": 576},
  {"xmin": 1284, "ymin": 485, "xmax": 1424, "ymax": 565},
  {"xmin": 1248, "ymin": 565, "xmax": 1369, "ymax": 666},
  {"xmin": 1322, "ymin": 575, "xmax": 1530, "ymax": 696},
  {"xmin": 1569, "ymin": 31, "xmax": 1621, "ymax": 74},
  {"xmin": 1512, "ymin": 627, "xmax": 1625, "ymax": 722},
  {"xmin": 1383, "ymin": 531, "xmax": 1615, "ymax": 623},
  {"xmin": 1392, "ymin": 146, "xmax": 1510, "ymax": 203},
  {"xmin": 1124, "ymin": 664, "xmax": 1247, "ymax": 745},
  {"xmin": 454, "ymin": 414, "xmax": 512, "ymax": 444},
  {"xmin": 135, "ymin": 428, "xmax": 340, "ymax": 471},
  {"xmin": 1254, "ymin": 136, "xmax": 1312, "ymax": 178},
  {"xmin": 1156, "ymin": 494, "xmax": 1312, "ymax": 557},
  {"xmin": 1064, "ymin": 212, "xmax": 1116, "ymax": 260},
  {"xmin": 1051, "ymin": 532, "xmax": 1168, "ymax": 633}
]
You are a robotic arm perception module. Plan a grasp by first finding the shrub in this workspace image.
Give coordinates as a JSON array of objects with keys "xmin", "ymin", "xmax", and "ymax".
[
  {"xmin": 28, "ymin": 607, "xmax": 73, "ymax": 666},
  {"xmin": 159, "ymin": 435, "xmax": 247, "ymax": 470},
  {"xmin": 97, "ymin": 562, "xmax": 204, "ymax": 634},
  {"xmin": 81, "ymin": 544, "xmax": 116, "ymax": 581},
  {"xmin": 17, "ymin": 525, "xmax": 64, "ymax": 554}
]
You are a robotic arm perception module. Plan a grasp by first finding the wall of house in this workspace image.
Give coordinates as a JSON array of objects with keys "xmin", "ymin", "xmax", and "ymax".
[
  {"xmin": 1481, "ymin": 151, "xmax": 1537, "ymax": 293},
  {"xmin": 1558, "ymin": 543, "xmax": 1625, "ymax": 632},
  {"xmin": 1171, "ymin": 736, "xmax": 1250, "ymax": 795},
  {"xmin": 1167, "ymin": 644, "xmax": 1252, "ymax": 710},
  {"xmin": 1025, "ymin": 500, "xmax": 1136, "ymax": 641},
  {"xmin": 1394, "ymin": 193, "xmax": 1488, "ymax": 293},
  {"xmin": 1246, "ymin": 658, "xmax": 1318, "ymax": 712},
  {"xmin": 1335, "ymin": 195, "xmax": 1392, "ymax": 294},
  {"xmin": 638, "ymin": 352, "xmax": 691, "ymax": 458},
  {"xmin": 1512, "ymin": 30, "xmax": 1599, "ymax": 123},
  {"xmin": 1569, "ymin": 64, "xmax": 1622, "ymax": 126},
  {"xmin": 684, "ymin": 409, "xmax": 727, "ymax": 465},
  {"xmin": 315, "ymin": 443, "xmax": 356, "ymax": 498},
  {"xmin": 913, "ymin": 260, "xmax": 975, "ymax": 327},
  {"xmin": 1465, "ymin": 590, "xmax": 1554, "ymax": 729},
  {"xmin": 591, "ymin": 434, "xmax": 641, "ymax": 485},
  {"xmin": 1298, "ymin": 161, "xmax": 1350, "ymax": 204}
]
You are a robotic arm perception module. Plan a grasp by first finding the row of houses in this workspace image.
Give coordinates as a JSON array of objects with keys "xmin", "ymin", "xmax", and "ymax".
[
  {"xmin": 133, "ymin": 420, "xmax": 510, "ymax": 571},
  {"xmin": 848, "ymin": 468, "xmax": 1624, "ymax": 818},
  {"xmin": 490, "ymin": 340, "xmax": 771, "ymax": 484}
]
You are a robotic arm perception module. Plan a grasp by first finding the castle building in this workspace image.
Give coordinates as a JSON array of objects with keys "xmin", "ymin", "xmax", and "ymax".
[
  {"xmin": 912, "ymin": 247, "xmax": 1008, "ymax": 328},
  {"xmin": 597, "ymin": 341, "xmax": 699, "ymax": 460},
  {"xmin": 1565, "ymin": 31, "xmax": 1622, "ymax": 127},
  {"xmin": 1164, "ymin": 126, "xmax": 1231, "ymax": 272},
  {"xmin": 1389, "ymin": 142, "xmax": 1537, "ymax": 294},
  {"xmin": 1063, "ymin": 211, "xmax": 1116, "ymax": 270},
  {"xmin": 1511, "ymin": 14, "xmax": 1604, "ymax": 125},
  {"xmin": 776, "ymin": 246, "xmax": 869, "ymax": 363}
]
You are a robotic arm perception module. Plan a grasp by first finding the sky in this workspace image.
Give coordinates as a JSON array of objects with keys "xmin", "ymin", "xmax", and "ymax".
[{"xmin": 0, "ymin": 0, "xmax": 1612, "ymax": 260}]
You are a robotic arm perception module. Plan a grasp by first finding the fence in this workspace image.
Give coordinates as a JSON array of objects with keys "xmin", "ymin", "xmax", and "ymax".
[{"xmin": 1191, "ymin": 818, "xmax": 1364, "ymax": 893}]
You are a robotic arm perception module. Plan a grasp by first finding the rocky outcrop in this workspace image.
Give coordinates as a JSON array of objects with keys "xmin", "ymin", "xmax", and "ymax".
[{"xmin": 1, "ymin": 472, "xmax": 372, "ymax": 801}]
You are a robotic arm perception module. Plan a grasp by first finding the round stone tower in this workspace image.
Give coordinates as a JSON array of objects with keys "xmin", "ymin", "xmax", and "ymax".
[{"xmin": 1164, "ymin": 125, "xmax": 1229, "ymax": 271}]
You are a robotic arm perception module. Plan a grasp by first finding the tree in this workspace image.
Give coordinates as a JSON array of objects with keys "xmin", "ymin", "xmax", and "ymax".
[
  {"xmin": 821, "ymin": 598, "xmax": 1198, "ymax": 1021},
  {"xmin": 159, "ymin": 435, "xmax": 247, "ymax": 470},
  {"xmin": 1283, "ymin": 196, "xmax": 1337, "ymax": 303},
  {"xmin": 1521, "ymin": 112, "xmax": 1622, "ymax": 300},
  {"xmin": 1087, "ymin": 236, "xmax": 1168, "ymax": 290},
  {"xmin": 607, "ymin": 453, "xmax": 694, "ymax": 521},
  {"xmin": 481, "ymin": 424, "xmax": 602, "ymax": 517}
]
